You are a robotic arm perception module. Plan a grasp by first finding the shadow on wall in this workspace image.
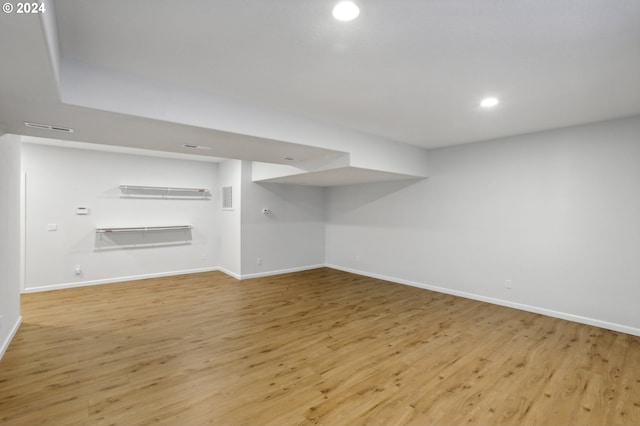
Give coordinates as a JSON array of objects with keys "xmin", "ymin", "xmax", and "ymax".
[
  {"xmin": 95, "ymin": 228, "xmax": 193, "ymax": 250},
  {"xmin": 326, "ymin": 178, "xmax": 425, "ymax": 223},
  {"xmin": 252, "ymin": 182, "xmax": 326, "ymax": 221}
]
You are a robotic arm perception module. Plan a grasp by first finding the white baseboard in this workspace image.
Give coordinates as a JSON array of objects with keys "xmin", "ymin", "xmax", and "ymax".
[
  {"xmin": 20, "ymin": 263, "xmax": 324, "ymax": 292},
  {"xmin": 217, "ymin": 267, "xmax": 241, "ymax": 280},
  {"xmin": 0, "ymin": 315, "xmax": 22, "ymax": 361},
  {"xmin": 21, "ymin": 262, "xmax": 638, "ymax": 337},
  {"xmin": 22, "ymin": 267, "xmax": 221, "ymax": 293},
  {"xmin": 326, "ymin": 263, "xmax": 640, "ymax": 337},
  {"xmin": 240, "ymin": 264, "xmax": 325, "ymax": 280}
]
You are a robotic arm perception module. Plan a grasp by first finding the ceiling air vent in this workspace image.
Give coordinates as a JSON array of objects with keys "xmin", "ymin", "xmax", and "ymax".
[{"xmin": 25, "ymin": 122, "xmax": 74, "ymax": 133}]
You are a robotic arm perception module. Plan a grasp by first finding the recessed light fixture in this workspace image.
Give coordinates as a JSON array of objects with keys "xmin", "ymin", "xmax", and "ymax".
[
  {"xmin": 332, "ymin": 1, "xmax": 360, "ymax": 21},
  {"xmin": 480, "ymin": 97, "xmax": 500, "ymax": 108},
  {"xmin": 25, "ymin": 121, "xmax": 74, "ymax": 133},
  {"xmin": 182, "ymin": 144, "xmax": 211, "ymax": 150}
]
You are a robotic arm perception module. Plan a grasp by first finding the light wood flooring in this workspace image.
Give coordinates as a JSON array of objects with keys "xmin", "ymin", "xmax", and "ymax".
[{"xmin": 1, "ymin": 268, "xmax": 639, "ymax": 425}]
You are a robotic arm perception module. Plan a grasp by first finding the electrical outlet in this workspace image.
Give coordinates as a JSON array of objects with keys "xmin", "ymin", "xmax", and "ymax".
[
  {"xmin": 75, "ymin": 265, "xmax": 81, "ymax": 276},
  {"xmin": 505, "ymin": 280, "xmax": 512, "ymax": 289},
  {"xmin": 257, "ymin": 257, "xmax": 263, "ymax": 266}
]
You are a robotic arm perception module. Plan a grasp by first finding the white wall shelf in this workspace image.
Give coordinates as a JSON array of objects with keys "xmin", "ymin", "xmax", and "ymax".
[
  {"xmin": 119, "ymin": 185, "xmax": 211, "ymax": 199},
  {"xmin": 95, "ymin": 225, "xmax": 193, "ymax": 245},
  {"xmin": 96, "ymin": 225, "xmax": 193, "ymax": 234}
]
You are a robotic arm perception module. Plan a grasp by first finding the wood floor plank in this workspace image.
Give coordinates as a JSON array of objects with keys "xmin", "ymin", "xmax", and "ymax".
[{"xmin": 1, "ymin": 268, "xmax": 639, "ymax": 425}]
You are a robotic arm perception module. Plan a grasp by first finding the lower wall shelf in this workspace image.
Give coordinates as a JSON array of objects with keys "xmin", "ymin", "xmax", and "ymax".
[
  {"xmin": 96, "ymin": 225, "xmax": 193, "ymax": 233},
  {"xmin": 95, "ymin": 225, "xmax": 194, "ymax": 248}
]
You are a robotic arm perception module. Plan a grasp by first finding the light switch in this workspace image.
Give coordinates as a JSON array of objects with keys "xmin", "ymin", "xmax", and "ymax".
[{"xmin": 47, "ymin": 223, "xmax": 57, "ymax": 231}]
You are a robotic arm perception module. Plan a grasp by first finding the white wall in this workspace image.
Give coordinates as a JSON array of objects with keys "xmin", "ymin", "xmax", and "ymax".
[
  {"xmin": 62, "ymin": 59, "xmax": 429, "ymax": 178},
  {"xmin": 21, "ymin": 143, "xmax": 219, "ymax": 291},
  {"xmin": 241, "ymin": 161, "xmax": 325, "ymax": 277},
  {"xmin": 0, "ymin": 134, "xmax": 22, "ymax": 359},
  {"xmin": 326, "ymin": 116, "xmax": 640, "ymax": 335},
  {"xmin": 12, "ymin": 116, "xmax": 640, "ymax": 338},
  {"xmin": 218, "ymin": 159, "xmax": 242, "ymax": 278}
]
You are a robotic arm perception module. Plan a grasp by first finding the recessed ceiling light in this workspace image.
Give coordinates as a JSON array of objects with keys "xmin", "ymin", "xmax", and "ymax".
[
  {"xmin": 25, "ymin": 122, "xmax": 74, "ymax": 133},
  {"xmin": 332, "ymin": 1, "xmax": 360, "ymax": 21},
  {"xmin": 182, "ymin": 144, "xmax": 211, "ymax": 150},
  {"xmin": 480, "ymin": 97, "xmax": 500, "ymax": 108}
]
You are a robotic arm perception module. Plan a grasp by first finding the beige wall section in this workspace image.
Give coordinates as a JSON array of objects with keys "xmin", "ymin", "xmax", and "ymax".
[
  {"xmin": 0, "ymin": 134, "xmax": 22, "ymax": 359},
  {"xmin": 218, "ymin": 159, "xmax": 242, "ymax": 278},
  {"xmin": 326, "ymin": 116, "xmax": 640, "ymax": 335},
  {"xmin": 21, "ymin": 142, "xmax": 219, "ymax": 292}
]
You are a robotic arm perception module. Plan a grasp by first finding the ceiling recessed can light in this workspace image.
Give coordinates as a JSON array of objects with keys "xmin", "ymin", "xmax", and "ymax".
[
  {"xmin": 332, "ymin": 1, "xmax": 360, "ymax": 21},
  {"xmin": 480, "ymin": 97, "xmax": 500, "ymax": 108},
  {"xmin": 182, "ymin": 144, "xmax": 211, "ymax": 150},
  {"xmin": 25, "ymin": 121, "xmax": 74, "ymax": 133}
]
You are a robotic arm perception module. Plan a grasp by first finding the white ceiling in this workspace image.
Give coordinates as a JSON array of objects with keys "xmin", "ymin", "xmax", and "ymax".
[{"xmin": 1, "ymin": 0, "xmax": 639, "ymax": 165}]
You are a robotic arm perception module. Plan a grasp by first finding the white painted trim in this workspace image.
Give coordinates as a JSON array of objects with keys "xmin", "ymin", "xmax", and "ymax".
[
  {"xmin": 326, "ymin": 264, "xmax": 640, "ymax": 337},
  {"xmin": 20, "ymin": 263, "xmax": 324, "ymax": 293},
  {"xmin": 218, "ymin": 267, "xmax": 241, "ymax": 280},
  {"xmin": 19, "ymin": 261, "xmax": 638, "ymax": 337},
  {"xmin": 0, "ymin": 316, "xmax": 22, "ymax": 361},
  {"xmin": 240, "ymin": 264, "xmax": 325, "ymax": 280},
  {"xmin": 22, "ymin": 267, "xmax": 220, "ymax": 293}
]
